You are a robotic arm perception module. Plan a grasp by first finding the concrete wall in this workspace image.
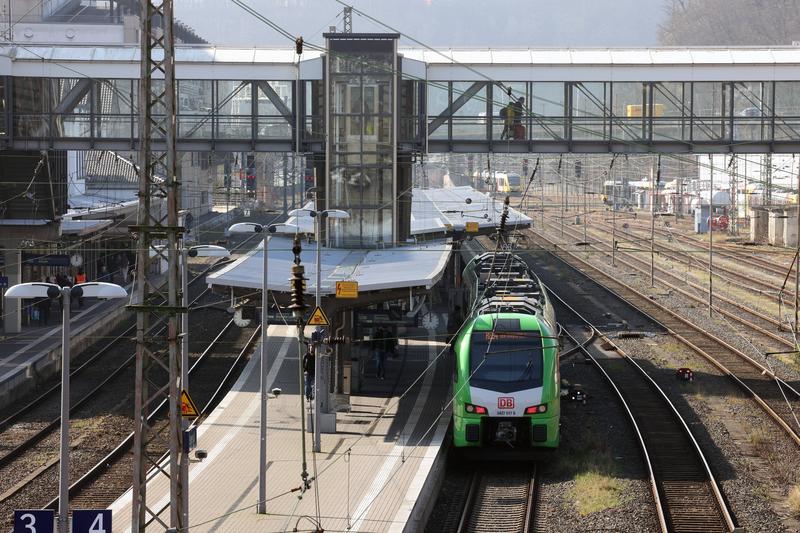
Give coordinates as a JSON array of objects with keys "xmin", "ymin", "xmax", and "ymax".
[
  {"xmin": 750, "ymin": 208, "xmax": 769, "ymax": 244},
  {"xmin": 769, "ymin": 210, "xmax": 785, "ymax": 247},
  {"xmin": 784, "ymin": 206, "xmax": 799, "ymax": 248}
]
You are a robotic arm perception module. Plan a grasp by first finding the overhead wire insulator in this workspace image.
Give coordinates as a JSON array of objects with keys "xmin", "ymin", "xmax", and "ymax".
[
  {"xmin": 498, "ymin": 195, "xmax": 511, "ymax": 243},
  {"xmin": 289, "ymin": 265, "xmax": 307, "ymax": 316},
  {"xmin": 289, "ymin": 235, "xmax": 307, "ymax": 317}
]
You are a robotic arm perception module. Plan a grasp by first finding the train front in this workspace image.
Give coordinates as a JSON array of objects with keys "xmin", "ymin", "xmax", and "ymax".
[{"xmin": 453, "ymin": 313, "xmax": 560, "ymax": 449}]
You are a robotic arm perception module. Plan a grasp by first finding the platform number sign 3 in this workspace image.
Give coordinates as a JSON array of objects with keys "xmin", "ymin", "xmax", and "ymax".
[
  {"xmin": 13, "ymin": 510, "xmax": 54, "ymax": 533},
  {"xmin": 73, "ymin": 510, "xmax": 111, "ymax": 533}
]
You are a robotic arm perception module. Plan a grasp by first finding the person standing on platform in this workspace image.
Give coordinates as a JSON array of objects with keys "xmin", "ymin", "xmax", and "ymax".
[
  {"xmin": 385, "ymin": 327, "xmax": 398, "ymax": 359},
  {"xmin": 75, "ymin": 270, "xmax": 86, "ymax": 308},
  {"xmin": 303, "ymin": 345, "xmax": 315, "ymax": 401}
]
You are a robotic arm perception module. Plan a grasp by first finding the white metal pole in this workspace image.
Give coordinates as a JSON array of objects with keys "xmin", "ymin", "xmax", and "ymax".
[
  {"xmin": 313, "ymin": 210, "xmax": 323, "ymax": 453},
  {"xmin": 709, "ymin": 158, "xmax": 714, "ymax": 318},
  {"xmin": 58, "ymin": 288, "xmax": 70, "ymax": 533},
  {"xmin": 795, "ymin": 163, "xmax": 800, "ymax": 332},
  {"xmin": 180, "ymin": 248, "xmax": 189, "ymax": 525},
  {"xmin": 258, "ymin": 232, "xmax": 269, "ymax": 514}
]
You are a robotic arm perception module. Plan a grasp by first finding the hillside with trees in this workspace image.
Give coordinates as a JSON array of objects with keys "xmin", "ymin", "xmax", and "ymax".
[{"xmin": 660, "ymin": 0, "xmax": 800, "ymax": 45}]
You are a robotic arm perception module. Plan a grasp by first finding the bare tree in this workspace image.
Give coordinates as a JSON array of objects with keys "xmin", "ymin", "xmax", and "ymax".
[{"xmin": 660, "ymin": 0, "xmax": 800, "ymax": 45}]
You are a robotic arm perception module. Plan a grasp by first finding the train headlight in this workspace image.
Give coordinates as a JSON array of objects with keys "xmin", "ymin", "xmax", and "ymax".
[
  {"xmin": 465, "ymin": 403, "xmax": 487, "ymax": 415},
  {"xmin": 525, "ymin": 404, "xmax": 547, "ymax": 414}
]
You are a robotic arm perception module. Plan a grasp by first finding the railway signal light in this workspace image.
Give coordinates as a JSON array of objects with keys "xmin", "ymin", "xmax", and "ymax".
[{"xmin": 295, "ymin": 36, "xmax": 303, "ymax": 55}]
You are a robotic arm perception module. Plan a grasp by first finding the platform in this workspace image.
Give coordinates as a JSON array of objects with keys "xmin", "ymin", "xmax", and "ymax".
[{"xmin": 109, "ymin": 323, "xmax": 451, "ymax": 532}]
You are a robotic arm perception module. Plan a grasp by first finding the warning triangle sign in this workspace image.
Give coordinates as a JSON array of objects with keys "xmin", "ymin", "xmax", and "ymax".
[
  {"xmin": 181, "ymin": 389, "xmax": 200, "ymax": 418},
  {"xmin": 307, "ymin": 306, "xmax": 330, "ymax": 327}
]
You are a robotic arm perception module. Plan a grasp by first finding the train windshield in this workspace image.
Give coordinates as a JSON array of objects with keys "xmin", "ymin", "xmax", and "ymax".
[
  {"xmin": 469, "ymin": 330, "xmax": 543, "ymax": 389},
  {"xmin": 506, "ymin": 174, "xmax": 521, "ymax": 187}
]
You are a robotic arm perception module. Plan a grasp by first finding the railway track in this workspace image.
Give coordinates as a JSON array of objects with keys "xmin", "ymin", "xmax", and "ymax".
[
  {"xmin": 535, "ymin": 215, "xmax": 795, "ymax": 350},
  {"xmin": 602, "ymin": 221, "xmax": 784, "ymax": 296},
  {"xmin": 631, "ymin": 217, "xmax": 798, "ymax": 279},
  {"xmin": 458, "ymin": 465, "xmax": 537, "ymax": 533},
  {"xmin": 551, "ymin": 280, "xmax": 736, "ymax": 533},
  {"xmin": 460, "ymin": 235, "xmax": 734, "ymax": 532},
  {"xmin": 0, "ymin": 227, "xmax": 263, "ymax": 526},
  {"xmin": 0, "ymin": 279, "xmax": 217, "ymax": 501},
  {"xmin": 53, "ymin": 324, "xmax": 260, "ymax": 512},
  {"xmin": 426, "ymin": 462, "xmax": 538, "ymax": 533},
  {"xmin": 524, "ymin": 229, "xmax": 800, "ymax": 447}
]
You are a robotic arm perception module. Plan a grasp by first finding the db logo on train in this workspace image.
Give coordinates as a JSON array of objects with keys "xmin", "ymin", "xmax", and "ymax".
[{"xmin": 498, "ymin": 397, "xmax": 515, "ymax": 409}]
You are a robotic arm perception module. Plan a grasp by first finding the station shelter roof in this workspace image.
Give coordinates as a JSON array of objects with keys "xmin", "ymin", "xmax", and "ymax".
[
  {"xmin": 206, "ymin": 238, "xmax": 451, "ymax": 294},
  {"xmin": 209, "ymin": 185, "xmax": 529, "ymax": 294},
  {"xmin": 275, "ymin": 186, "xmax": 532, "ymax": 237}
]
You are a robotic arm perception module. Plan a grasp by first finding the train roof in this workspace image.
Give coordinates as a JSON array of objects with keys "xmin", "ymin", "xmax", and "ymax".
[{"xmin": 465, "ymin": 252, "xmax": 547, "ymax": 316}]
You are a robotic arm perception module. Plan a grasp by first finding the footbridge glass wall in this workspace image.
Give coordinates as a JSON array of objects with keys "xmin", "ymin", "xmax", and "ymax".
[
  {"xmin": 2, "ymin": 74, "xmax": 800, "ymax": 154},
  {"xmin": 426, "ymin": 80, "xmax": 800, "ymax": 153},
  {"xmin": 5, "ymin": 77, "xmax": 297, "ymax": 150}
]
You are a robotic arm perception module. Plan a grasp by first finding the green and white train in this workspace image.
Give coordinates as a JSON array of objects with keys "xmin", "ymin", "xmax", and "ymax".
[{"xmin": 453, "ymin": 251, "xmax": 560, "ymax": 448}]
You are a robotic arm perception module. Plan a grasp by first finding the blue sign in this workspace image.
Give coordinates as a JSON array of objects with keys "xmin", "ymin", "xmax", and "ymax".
[
  {"xmin": 13, "ymin": 510, "xmax": 54, "ymax": 533},
  {"xmin": 0, "ymin": 276, "xmax": 9, "ymax": 288},
  {"xmin": 72, "ymin": 510, "xmax": 111, "ymax": 533},
  {"xmin": 22, "ymin": 253, "xmax": 70, "ymax": 267}
]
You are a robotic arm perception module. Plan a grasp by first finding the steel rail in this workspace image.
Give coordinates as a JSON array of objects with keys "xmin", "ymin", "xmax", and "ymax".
[
  {"xmin": 527, "ymin": 229, "xmax": 800, "ymax": 447},
  {"xmin": 0, "ymin": 227, "xmax": 259, "ymax": 435},
  {"xmin": 0, "ymin": 231, "xmax": 260, "ymax": 510},
  {"xmin": 455, "ymin": 465, "xmax": 537, "ymax": 533},
  {"xmin": 0, "ymin": 296, "xmax": 232, "ymax": 506},
  {"xmin": 601, "ymin": 221, "xmax": 782, "ymax": 295},
  {"xmin": 0, "ymin": 286, "xmax": 213, "ymax": 474},
  {"xmin": 553, "ymin": 292, "xmax": 735, "ymax": 533},
  {"xmin": 538, "ymin": 216, "xmax": 794, "ymax": 349},
  {"xmin": 45, "ymin": 323, "xmax": 260, "ymax": 510}
]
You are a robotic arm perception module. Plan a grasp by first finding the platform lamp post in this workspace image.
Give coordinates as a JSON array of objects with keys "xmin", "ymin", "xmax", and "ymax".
[
  {"xmin": 177, "ymin": 244, "xmax": 230, "ymax": 525},
  {"xmin": 4, "ymin": 281, "xmax": 127, "ymax": 533},
  {"xmin": 226, "ymin": 221, "xmax": 296, "ymax": 514},
  {"xmin": 289, "ymin": 197, "xmax": 349, "ymax": 454}
]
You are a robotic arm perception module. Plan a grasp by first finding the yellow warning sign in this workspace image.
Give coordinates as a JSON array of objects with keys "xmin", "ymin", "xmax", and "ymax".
[
  {"xmin": 465, "ymin": 221, "xmax": 480, "ymax": 233},
  {"xmin": 308, "ymin": 306, "xmax": 330, "ymax": 327},
  {"xmin": 181, "ymin": 389, "xmax": 200, "ymax": 418},
  {"xmin": 336, "ymin": 281, "xmax": 359, "ymax": 298}
]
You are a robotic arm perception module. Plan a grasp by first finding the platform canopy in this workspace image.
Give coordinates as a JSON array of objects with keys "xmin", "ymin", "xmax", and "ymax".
[
  {"xmin": 274, "ymin": 186, "xmax": 532, "ymax": 237},
  {"xmin": 411, "ymin": 186, "xmax": 531, "ymax": 235},
  {"xmin": 206, "ymin": 238, "xmax": 452, "ymax": 294}
]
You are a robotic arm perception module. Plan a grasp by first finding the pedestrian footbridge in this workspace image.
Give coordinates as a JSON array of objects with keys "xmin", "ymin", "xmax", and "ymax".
[{"xmin": 1, "ymin": 38, "xmax": 799, "ymax": 154}]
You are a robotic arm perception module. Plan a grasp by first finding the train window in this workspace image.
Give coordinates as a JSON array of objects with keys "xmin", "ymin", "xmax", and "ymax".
[{"xmin": 469, "ymin": 330, "xmax": 543, "ymax": 388}]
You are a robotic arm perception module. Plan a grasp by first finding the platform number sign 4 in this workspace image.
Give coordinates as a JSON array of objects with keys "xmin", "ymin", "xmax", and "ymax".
[
  {"xmin": 72, "ymin": 510, "xmax": 111, "ymax": 533},
  {"xmin": 13, "ymin": 510, "xmax": 54, "ymax": 533}
]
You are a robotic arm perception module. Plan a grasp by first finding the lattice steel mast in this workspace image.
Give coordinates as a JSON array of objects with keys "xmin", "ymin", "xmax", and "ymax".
[{"xmin": 131, "ymin": 0, "xmax": 184, "ymax": 530}]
